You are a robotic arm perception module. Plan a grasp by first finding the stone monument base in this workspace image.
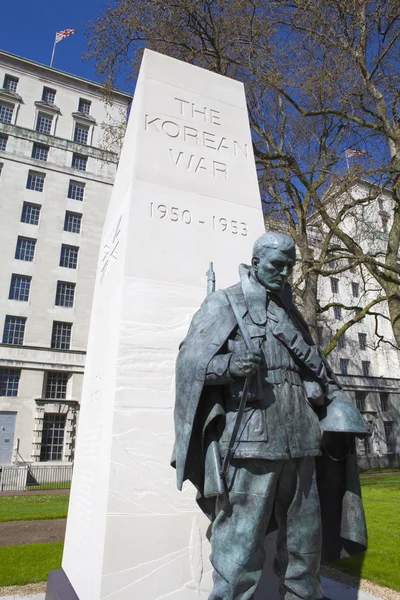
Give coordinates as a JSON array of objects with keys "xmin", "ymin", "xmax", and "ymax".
[
  {"xmin": 46, "ymin": 569, "xmax": 79, "ymax": 600},
  {"xmin": 46, "ymin": 534, "xmax": 280, "ymax": 600}
]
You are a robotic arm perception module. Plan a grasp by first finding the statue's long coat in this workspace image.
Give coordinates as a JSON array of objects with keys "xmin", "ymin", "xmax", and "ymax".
[{"xmin": 172, "ymin": 281, "xmax": 368, "ymax": 562}]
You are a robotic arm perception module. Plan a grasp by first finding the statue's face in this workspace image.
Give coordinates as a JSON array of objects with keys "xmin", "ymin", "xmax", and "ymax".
[{"xmin": 252, "ymin": 247, "xmax": 295, "ymax": 292}]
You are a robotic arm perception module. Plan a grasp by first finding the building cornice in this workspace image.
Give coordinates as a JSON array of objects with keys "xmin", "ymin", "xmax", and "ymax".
[
  {"xmin": 0, "ymin": 88, "xmax": 23, "ymax": 104},
  {"xmin": 0, "ymin": 49, "xmax": 132, "ymax": 105},
  {"xmin": 0, "ymin": 122, "xmax": 118, "ymax": 164},
  {"xmin": 34, "ymin": 100, "xmax": 61, "ymax": 115},
  {"xmin": 308, "ymin": 177, "xmax": 393, "ymax": 225},
  {"xmin": 71, "ymin": 111, "xmax": 97, "ymax": 125},
  {"xmin": 337, "ymin": 373, "xmax": 400, "ymax": 392},
  {"xmin": 0, "ymin": 344, "xmax": 86, "ymax": 372},
  {"xmin": 0, "ymin": 150, "xmax": 116, "ymax": 185}
]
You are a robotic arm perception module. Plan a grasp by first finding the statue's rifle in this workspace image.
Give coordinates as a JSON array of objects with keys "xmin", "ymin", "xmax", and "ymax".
[
  {"xmin": 220, "ymin": 289, "xmax": 261, "ymax": 477},
  {"xmin": 206, "ymin": 261, "xmax": 216, "ymax": 297},
  {"xmin": 204, "ymin": 265, "xmax": 262, "ymax": 491},
  {"xmin": 204, "ymin": 262, "xmax": 225, "ymax": 497}
]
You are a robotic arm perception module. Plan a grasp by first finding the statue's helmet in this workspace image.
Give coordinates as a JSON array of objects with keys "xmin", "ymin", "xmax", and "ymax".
[{"xmin": 319, "ymin": 397, "xmax": 371, "ymax": 438}]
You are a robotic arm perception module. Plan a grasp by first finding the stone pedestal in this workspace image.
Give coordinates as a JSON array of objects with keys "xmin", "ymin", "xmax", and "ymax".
[{"xmin": 48, "ymin": 49, "xmax": 266, "ymax": 599}]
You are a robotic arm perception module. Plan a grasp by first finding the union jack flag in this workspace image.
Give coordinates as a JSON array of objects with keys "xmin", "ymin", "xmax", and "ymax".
[
  {"xmin": 345, "ymin": 149, "xmax": 366, "ymax": 157},
  {"xmin": 56, "ymin": 28, "xmax": 77, "ymax": 43}
]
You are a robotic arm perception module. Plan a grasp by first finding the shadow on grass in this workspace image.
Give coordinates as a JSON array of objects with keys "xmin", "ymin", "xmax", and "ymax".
[
  {"xmin": 317, "ymin": 440, "xmax": 366, "ymax": 600},
  {"xmin": 325, "ymin": 474, "xmax": 400, "ymax": 596}
]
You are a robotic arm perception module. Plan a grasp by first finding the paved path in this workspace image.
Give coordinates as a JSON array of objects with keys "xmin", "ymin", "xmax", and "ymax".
[
  {"xmin": 0, "ymin": 582, "xmax": 387, "ymax": 600},
  {"xmin": 322, "ymin": 576, "xmax": 384, "ymax": 599},
  {"xmin": 0, "ymin": 519, "xmax": 65, "ymax": 546},
  {"xmin": 0, "ymin": 490, "xmax": 69, "ymax": 497},
  {"xmin": 0, "ymin": 596, "xmax": 45, "ymax": 600}
]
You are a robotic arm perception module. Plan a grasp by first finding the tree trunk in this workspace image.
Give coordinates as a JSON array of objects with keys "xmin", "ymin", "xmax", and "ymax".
[
  {"xmin": 386, "ymin": 285, "xmax": 400, "ymax": 348},
  {"xmin": 301, "ymin": 271, "xmax": 319, "ymax": 341}
]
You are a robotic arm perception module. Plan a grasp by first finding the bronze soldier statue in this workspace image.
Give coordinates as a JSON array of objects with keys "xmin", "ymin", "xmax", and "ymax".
[{"xmin": 172, "ymin": 231, "xmax": 369, "ymax": 600}]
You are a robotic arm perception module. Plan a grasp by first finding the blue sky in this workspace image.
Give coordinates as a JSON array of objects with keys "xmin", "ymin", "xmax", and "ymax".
[{"xmin": 1, "ymin": 0, "xmax": 130, "ymax": 91}]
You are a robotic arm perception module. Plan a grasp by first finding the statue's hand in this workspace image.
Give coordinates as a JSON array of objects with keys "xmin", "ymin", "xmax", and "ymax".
[{"xmin": 230, "ymin": 349, "xmax": 262, "ymax": 378}]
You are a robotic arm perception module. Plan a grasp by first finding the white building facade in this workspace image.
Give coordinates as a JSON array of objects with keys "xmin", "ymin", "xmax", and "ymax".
[
  {"xmin": 308, "ymin": 181, "xmax": 400, "ymax": 468},
  {"xmin": 0, "ymin": 50, "xmax": 130, "ymax": 467}
]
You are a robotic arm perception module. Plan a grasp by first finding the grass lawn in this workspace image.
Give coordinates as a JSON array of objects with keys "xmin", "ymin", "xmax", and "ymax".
[
  {"xmin": 0, "ymin": 542, "xmax": 63, "ymax": 586},
  {"xmin": 0, "ymin": 494, "xmax": 69, "ymax": 522},
  {"xmin": 0, "ymin": 477, "xmax": 398, "ymax": 589},
  {"xmin": 331, "ymin": 475, "xmax": 400, "ymax": 591}
]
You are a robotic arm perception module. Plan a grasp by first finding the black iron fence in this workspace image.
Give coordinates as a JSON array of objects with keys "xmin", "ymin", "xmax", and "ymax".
[{"xmin": 0, "ymin": 464, "xmax": 73, "ymax": 492}]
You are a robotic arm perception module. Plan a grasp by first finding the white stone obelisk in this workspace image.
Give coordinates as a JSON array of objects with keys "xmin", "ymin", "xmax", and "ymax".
[{"xmin": 60, "ymin": 49, "xmax": 267, "ymax": 599}]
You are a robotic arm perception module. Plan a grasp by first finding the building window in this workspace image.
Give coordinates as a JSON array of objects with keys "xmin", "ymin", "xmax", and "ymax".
[
  {"xmin": 55, "ymin": 281, "xmax": 75, "ymax": 307},
  {"xmin": 40, "ymin": 413, "xmax": 66, "ymax": 461},
  {"xmin": 348, "ymin": 258, "xmax": 357, "ymax": 273},
  {"xmin": 36, "ymin": 112, "xmax": 53, "ymax": 135},
  {"xmin": 362, "ymin": 361, "xmax": 371, "ymax": 376},
  {"xmin": 380, "ymin": 393, "xmax": 389, "ymax": 412},
  {"xmin": 15, "ymin": 237, "xmax": 36, "ymax": 262},
  {"xmin": 358, "ymin": 332, "xmax": 367, "ymax": 350},
  {"xmin": 378, "ymin": 198, "xmax": 384, "ymax": 211},
  {"xmin": 381, "ymin": 215, "xmax": 389, "ymax": 233},
  {"xmin": 64, "ymin": 211, "xmax": 82, "ymax": 233},
  {"xmin": 74, "ymin": 124, "xmax": 89, "ymax": 145},
  {"xmin": 0, "ymin": 134, "xmax": 8, "ymax": 151},
  {"xmin": 51, "ymin": 321, "xmax": 72, "ymax": 350},
  {"xmin": 384, "ymin": 422, "xmax": 395, "ymax": 453},
  {"xmin": 9, "ymin": 274, "xmax": 31, "ymax": 301},
  {"xmin": 21, "ymin": 202, "xmax": 41, "ymax": 225},
  {"xmin": 71, "ymin": 153, "xmax": 87, "ymax": 171},
  {"xmin": 355, "ymin": 392, "xmax": 366, "ymax": 411},
  {"xmin": 339, "ymin": 358, "xmax": 349, "ymax": 375},
  {"xmin": 2, "ymin": 316, "xmax": 26, "ymax": 345},
  {"xmin": 3, "ymin": 74, "xmax": 18, "ymax": 92},
  {"xmin": 60, "ymin": 245, "xmax": 78, "ymax": 269},
  {"xmin": 333, "ymin": 305, "xmax": 342, "ymax": 320},
  {"xmin": 330, "ymin": 278, "xmax": 339, "ymax": 294},
  {"xmin": 42, "ymin": 87, "xmax": 56, "ymax": 104},
  {"xmin": 0, "ymin": 368, "xmax": 20, "ymax": 396},
  {"xmin": 363, "ymin": 438, "xmax": 371, "ymax": 456},
  {"xmin": 337, "ymin": 333, "xmax": 346, "ymax": 349},
  {"xmin": 78, "ymin": 98, "xmax": 91, "ymax": 114},
  {"xmin": 68, "ymin": 180, "xmax": 85, "ymax": 201},
  {"xmin": 316, "ymin": 326, "xmax": 323, "ymax": 345},
  {"xmin": 26, "ymin": 171, "xmax": 45, "ymax": 192},
  {"xmin": 0, "ymin": 102, "xmax": 14, "ymax": 124},
  {"xmin": 45, "ymin": 372, "xmax": 69, "ymax": 399},
  {"xmin": 31, "ymin": 143, "xmax": 49, "ymax": 161},
  {"xmin": 351, "ymin": 282, "xmax": 359, "ymax": 297},
  {"xmin": 354, "ymin": 307, "xmax": 363, "ymax": 318}
]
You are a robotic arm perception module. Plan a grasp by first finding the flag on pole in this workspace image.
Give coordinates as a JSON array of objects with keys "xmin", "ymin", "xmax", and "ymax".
[
  {"xmin": 50, "ymin": 28, "xmax": 77, "ymax": 67},
  {"xmin": 345, "ymin": 148, "xmax": 367, "ymax": 170},
  {"xmin": 345, "ymin": 149, "xmax": 367, "ymax": 157},
  {"xmin": 55, "ymin": 28, "xmax": 77, "ymax": 43}
]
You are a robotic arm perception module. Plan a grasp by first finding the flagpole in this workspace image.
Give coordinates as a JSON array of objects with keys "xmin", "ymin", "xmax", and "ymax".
[{"xmin": 50, "ymin": 34, "xmax": 57, "ymax": 68}]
